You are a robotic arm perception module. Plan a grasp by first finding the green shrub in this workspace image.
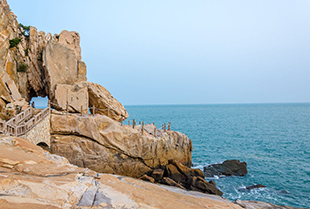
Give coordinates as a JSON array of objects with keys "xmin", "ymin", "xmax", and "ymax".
[
  {"xmin": 19, "ymin": 23, "xmax": 30, "ymax": 36},
  {"xmin": 17, "ymin": 63, "xmax": 28, "ymax": 72},
  {"xmin": 24, "ymin": 48, "xmax": 29, "ymax": 56},
  {"xmin": 9, "ymin": 38, "xmax": 22, "ymax": 48}
]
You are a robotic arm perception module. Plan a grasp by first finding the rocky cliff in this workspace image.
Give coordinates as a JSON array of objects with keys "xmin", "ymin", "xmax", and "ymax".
[
  {"xmin": 50, "ymin": 111, "xmax": 192, "ymax": 178},
  {"xmin": 0, "ymin": 136, "xmax": 244, "ymax": 209},
  {"xmin": 0, "ymin": 0, "xmax": 128, "ymax": 121},
  {"xmin": 0, "ymin": 0, "xmax": 194, "ymax": 188}
]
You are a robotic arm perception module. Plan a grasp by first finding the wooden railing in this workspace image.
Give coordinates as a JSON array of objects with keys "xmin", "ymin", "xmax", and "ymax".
[{"xmin": 0, "ymin": 107, "xmax": 50, "ymax": 136}]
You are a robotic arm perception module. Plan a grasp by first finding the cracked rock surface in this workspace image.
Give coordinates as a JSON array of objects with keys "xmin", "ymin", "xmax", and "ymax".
[{"xmin": 0, "ymin": 135, "xmax": 243, "ymax": 209}]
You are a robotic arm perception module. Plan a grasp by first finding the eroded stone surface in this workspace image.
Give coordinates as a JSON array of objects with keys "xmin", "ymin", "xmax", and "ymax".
[
  {"xmin": 0, "ymin": 136, "xmax": 244, "ymax": 209},
  {"xmin": 87, "ymin": 82, "xmax": 129, "ymax": 122},
  {"xmin": 50, "ymin": 112, "xmax": 192, "ymax": 178},
  {"xmin": 53, "ymin": 83, "xmax": 88, "ymax": 113}
]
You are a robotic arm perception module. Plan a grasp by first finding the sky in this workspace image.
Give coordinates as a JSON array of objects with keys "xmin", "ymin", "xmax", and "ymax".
[{"xmin": 7, "ymin": 0, "xmax": 310, "ymax": 105}]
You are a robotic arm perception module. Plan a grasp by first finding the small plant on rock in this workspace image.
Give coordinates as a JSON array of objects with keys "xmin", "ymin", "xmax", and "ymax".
[
  {"xmin": 19, "ymin": 23, "xmax": 30, "ymax": 36},
  {"xmin": 17, "ymin": 63, "xmax": 28, "ymax": 72},
  {"xmin": 24, "ymin": 48, "xmax": 29, "ymax": 56},
  {"xmin": 9, "ymin": 38, "xmax": 22, "ymax": 48}
]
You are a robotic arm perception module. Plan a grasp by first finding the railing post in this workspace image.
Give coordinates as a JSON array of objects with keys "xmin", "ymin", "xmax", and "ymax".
[
  {"xmin": 168, "ymin": 122, "xmax": 171, "ymax": 131},
  {"xmin": 133, "ymin": 119, "xmax": 136, "ymax": 128},
  {"xmin": 128, "ymin": 120, "xmax": 130, "ymax": 125},
  {"xmin": 162, "ymin": 123, "xmax": 166, "ymax": 132},
  {"xmin": 139, "ymin": 121, "xmax": 141, "ymax": 125},
  {"xmin": 66, "ymin": 100, "xmax": 68, "ymax": 114}
]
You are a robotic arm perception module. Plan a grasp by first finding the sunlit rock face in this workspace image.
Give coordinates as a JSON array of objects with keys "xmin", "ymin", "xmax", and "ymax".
[
  {"xmin": 50, "ymin": 112, "xmax": 192, "ymax": 178},
  {"xmin": 0, "ymin": 136, "xmax": 242, "ymax": 209},
  {"xmin": 0, "ymin": 0, "xmax": 127, "ymax": 121}
]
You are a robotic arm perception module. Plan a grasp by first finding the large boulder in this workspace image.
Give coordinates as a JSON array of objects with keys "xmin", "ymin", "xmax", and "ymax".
[
  {"xmin": 204, "ymin": 159, "xmax": 247, "ymax": 177},
  {"xmin": 159, "ymin": 160, "xmax": 223, "ymax": 196},
  {"xmin": 53, "ymin": 83, "xmax": 88, "ymax": 113},
  {"xmin": 58, "ymin": 30, "xmax": 82, "ymax": 61},
  {"xmin": 43, "ymin": 41, "xmax": 79, "ymax": 100},
  {"xmin": 87, "ymin": 81, "xmax": 129, "ymax": 122},
  {"xmin": 50, "ymin": 112, "xmax": 192, "ymax": 178}
]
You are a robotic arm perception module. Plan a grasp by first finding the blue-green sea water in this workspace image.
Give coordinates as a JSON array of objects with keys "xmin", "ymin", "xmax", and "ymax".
[{"xmin": 124, "ymin": 103, "xmax": 310, "ymax": 208}]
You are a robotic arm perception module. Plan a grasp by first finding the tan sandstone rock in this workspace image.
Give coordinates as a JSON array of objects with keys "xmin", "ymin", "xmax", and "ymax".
[
  {"xmin": 0, "ymin": 136, "xmax": 244, "ymax": 209},
  {"xmin": 50, "ymin": 112, "xmax": 192, "ymax": 178},
  {"xmin": 87, "ymin": 81, "xmax": 129, "ymax": 122},
  {"xmin": 43, "ymin": 42, "xmax": 79, "ymax": 100},
  {"xmin": 58, "ymin": 30, "xmax": 82, "ymax": 61},
  {"xmin": 54, "ymin": 83, "xmax": 88, "ymax": 113}
]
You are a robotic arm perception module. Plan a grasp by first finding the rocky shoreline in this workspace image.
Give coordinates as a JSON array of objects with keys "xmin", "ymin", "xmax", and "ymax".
[{"xmin": 0, "ymin": 0, "xmax": 307, "ymax": 208}]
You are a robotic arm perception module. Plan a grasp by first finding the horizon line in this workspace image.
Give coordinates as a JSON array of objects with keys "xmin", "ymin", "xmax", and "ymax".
[{"xmin": 123, "ymin": 101, "xmax": 310, "ymax": 106}]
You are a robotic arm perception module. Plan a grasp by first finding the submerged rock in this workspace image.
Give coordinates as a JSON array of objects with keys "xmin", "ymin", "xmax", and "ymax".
[
  {"xmin": 204, "ymin": 159, "xmax": 247, "ymax": 177},
  {"xmin": 246, "ymin": 184, "xmax": 266, "ymax": 190}
]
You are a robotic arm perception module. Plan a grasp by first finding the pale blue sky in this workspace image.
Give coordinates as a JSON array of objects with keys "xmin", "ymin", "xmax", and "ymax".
[{"xmin": 7, "ymin": 0, "xmax": 310, "ymax": 105}]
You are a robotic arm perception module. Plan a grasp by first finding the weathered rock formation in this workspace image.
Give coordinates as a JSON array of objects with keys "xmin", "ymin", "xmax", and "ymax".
[
  {"xmin": 50, "ymin": 112, "xmax": 192, "ymax": 178},
  {"xmin": 0, "ymin": 0, "xmax": 128, "ymax": 121},
  {"xmin": 140, "ymin": 159, "xmax": 223, "ymax": 196},
  {"xmin": 87, "ymin": 81, "xmax": 129, "ymax": 121},
  {"xmin": 0, "ymin": 136, "xmax": 243, "ymax": 209},
  {"xmin": 204, "ymin": 159, "xmax": 248, "ymax": 177}
]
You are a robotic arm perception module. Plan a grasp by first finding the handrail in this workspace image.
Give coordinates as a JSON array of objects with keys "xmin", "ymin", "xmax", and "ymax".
[{"xmin": 1, "ymin": 107, "xmax": 50, "ymax": 136}]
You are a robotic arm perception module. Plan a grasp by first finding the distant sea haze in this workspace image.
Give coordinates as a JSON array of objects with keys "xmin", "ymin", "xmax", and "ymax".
[{"xmin": 124, "ymin": 103, "xmax": 310, "ymax": 208}]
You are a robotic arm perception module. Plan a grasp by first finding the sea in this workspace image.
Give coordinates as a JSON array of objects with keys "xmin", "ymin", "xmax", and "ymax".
[{"xmin": 124, "ymin": 103, "xmax": 310, "ymax": 208}]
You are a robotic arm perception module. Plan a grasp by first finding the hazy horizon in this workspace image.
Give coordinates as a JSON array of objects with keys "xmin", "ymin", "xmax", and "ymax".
[{"xmin": 8, "ymin": 0, "xmax": 310, "ymax": 105}]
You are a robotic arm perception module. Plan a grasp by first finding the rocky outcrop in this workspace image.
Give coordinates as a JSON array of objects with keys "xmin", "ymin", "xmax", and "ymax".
[
  {"xmin": 53, "ymin": 83, "xmax": 88, "ymax": 113},
  {"xmin": 204, "ymin": 159, "xmax": 247, "ymax": 177},
  {"xmin": 50, "ymin": 112, "xmax": 192, "ymax": 178},
  {"xmin": 0, "ymin": 0, "xmax": 127, "ymax": 121},
  {"xmin": 87, "ymin": 82, "xmax": 129, "ymax": 122},
  {"xmin": 139, "ymin": 160, "xmax": 223, "ymax": 196},
  {"xmin": 0, "ymin": 136, "xmax": 244, "ymax": 209}
]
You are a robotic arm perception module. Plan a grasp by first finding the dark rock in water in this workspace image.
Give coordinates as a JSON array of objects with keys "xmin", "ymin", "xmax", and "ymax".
[
  {"xmin": 246, "ymin": 184, "xmax": 266, "ymax": 190},
  {"xmin": 279, "ymin": 190, "xmax": 290, "ymax": 194},
  {"xmin": 203, "ymin": 159, "xmax": 247, "ymax": 177},
  {"xmin": 139, "ymin": 160, "xmax": 223, "ymax": 196}
]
